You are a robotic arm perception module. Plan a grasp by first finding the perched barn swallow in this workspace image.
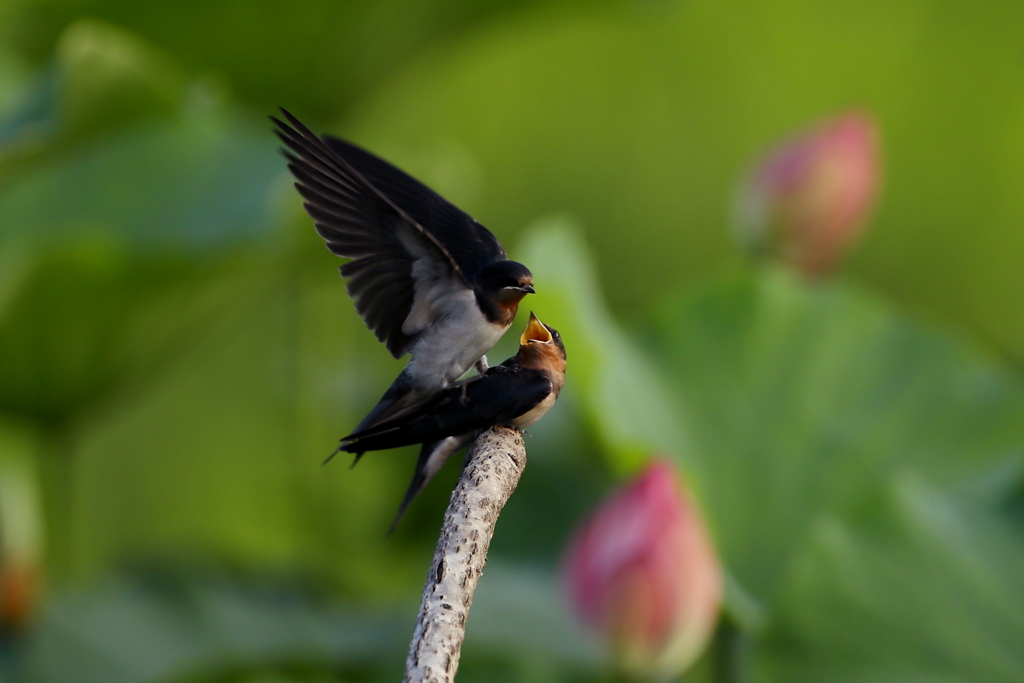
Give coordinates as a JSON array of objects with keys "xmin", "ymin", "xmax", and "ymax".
[
  {"xmin": 273, "ymin": 109, "xmax": 535, "ymax": 436},
  {"xmin": 340, "ymin": 313, "xmax": 566, "ymax": 529}
]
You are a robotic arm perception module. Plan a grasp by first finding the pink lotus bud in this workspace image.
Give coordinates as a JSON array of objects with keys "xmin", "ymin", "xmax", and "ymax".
[
  {"xmin": 563, "ymin": 460, "xmax": 722, "ymax": 680},
  {"xmin": 735, "ymin": 110, "xmax": 881, "ymax": 275}
]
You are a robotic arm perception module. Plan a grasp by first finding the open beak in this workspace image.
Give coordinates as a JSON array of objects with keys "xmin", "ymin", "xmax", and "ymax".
[{"xmin": 520, "ymin": 312, "xmax": 553, "ymax": 345}]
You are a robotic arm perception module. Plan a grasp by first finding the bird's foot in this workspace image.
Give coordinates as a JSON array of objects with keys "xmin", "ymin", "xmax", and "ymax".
[{"xmin": 475, "ymin": 355, "xmax": 489, "ymax": 374}]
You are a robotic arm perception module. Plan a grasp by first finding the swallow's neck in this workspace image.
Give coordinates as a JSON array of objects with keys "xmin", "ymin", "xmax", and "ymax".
[
  {"xmin": 474, "ymin": 290, "xmax": 522, "ymax": 327},
  {"xmin": 517, "ymin": 345, "xmax": 566, "ymax": 394}
]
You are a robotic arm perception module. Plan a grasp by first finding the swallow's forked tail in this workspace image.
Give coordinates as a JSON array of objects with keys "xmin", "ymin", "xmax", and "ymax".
[{"xmin": 387, "ymin": 433, "xmax": 478, "ymax": 535}]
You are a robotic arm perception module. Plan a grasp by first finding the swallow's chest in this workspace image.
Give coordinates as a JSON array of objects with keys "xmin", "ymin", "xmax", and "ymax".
[
  {"xmin": 511, "ymin": 391, "xmax": 556, "ymax": 429},
  {"xmin": 408, "ymin": 307, "xmax": 508, "ymax": 386}
]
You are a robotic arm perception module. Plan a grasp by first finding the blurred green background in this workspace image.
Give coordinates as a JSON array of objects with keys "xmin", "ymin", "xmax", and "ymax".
[{"xmin": 1, "ymin": 1, "xmax": 1024, "ymax": 681}]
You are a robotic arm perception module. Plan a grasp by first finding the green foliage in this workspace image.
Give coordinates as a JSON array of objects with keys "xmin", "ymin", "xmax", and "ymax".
[
  {"xmin": 22, "ymin": 572, "xmax": 408, "ymax": 683},
  {"xmin": 1, "ymin": 3, "xmax": 1023, "ymax": 682},
  {"xmin": 19, "ymin": 563, "xmax": 599, "ymax": 683},
  {"xmin": 651, "ymin": 267, "xmax": 1024, "ymax": 604},
  {"xmin": 507, "ymin": 228, "xmax": 1024, "ymax": 682},
  {"xmin": 648, "ymin": 268, "xmax": 1024, "ymax": 681},
  {"xmin": 516, "ymin": 219, "xmax": 689, "ymax": 471},
  {"xmin": 343, "ymin": 0, "xmax": 1024, "ymax": 360},
  {"xmin": 4, "ymin": 0, "xmax": 589, "ymax": 118},
  {"xmin": 766, "ymin": 476, "xmax": 1024, "ymax": 683}
]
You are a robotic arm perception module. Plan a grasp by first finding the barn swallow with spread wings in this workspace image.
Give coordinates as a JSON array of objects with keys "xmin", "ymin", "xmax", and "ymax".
[
  {"xmin": 340, "ymin": 313, "xmax": 566, "ymax": 530},
  {"xmin": 273, "ymin": 109, "xmax": 535, "ymax": 436}
]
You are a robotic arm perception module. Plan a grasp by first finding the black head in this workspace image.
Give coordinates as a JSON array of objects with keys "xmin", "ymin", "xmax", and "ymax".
[{"xmin": 476, "ymin": 260, "xmax": 535, "ymax": 298}]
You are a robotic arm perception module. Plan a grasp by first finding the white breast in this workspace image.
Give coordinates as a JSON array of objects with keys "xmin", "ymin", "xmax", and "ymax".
[
  {"xmin": 405, "ymin": 301, "xmax": 508, "ymax": 391},
  {"xmin": 396, "ymin": 241, "xmax": 511, "ymax": 391},
  {"xmin": 511, "ymin": 391, "xmax": 557, "ymax": 429}
]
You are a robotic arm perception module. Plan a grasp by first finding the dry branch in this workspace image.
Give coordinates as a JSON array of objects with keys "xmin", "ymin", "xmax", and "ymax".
[{"xmin": 403, "ymin": 426, "xmax": 527, "ymax": 683}]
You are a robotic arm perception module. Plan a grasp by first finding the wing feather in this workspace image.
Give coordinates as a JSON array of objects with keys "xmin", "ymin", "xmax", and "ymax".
[
  {"xmin": 341, "ymin": 367, "xmax": 552, "ymax": 451},
  {"xmin": 321, "ymin": 136, "xmax": 507, "ymax": 281},
  {"xmin": 274, "ymin": 109, "xmax": 472, "ymax": 357}
]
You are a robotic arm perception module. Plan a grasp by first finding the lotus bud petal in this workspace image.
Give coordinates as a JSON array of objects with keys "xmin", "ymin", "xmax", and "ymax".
[
  {"xmin": 735, "ymin": 110, "xmax": 881, "ymax": 275},
  {"xmin": 563, "ymin": 460, "xmax": 722, "ymax": 680}
]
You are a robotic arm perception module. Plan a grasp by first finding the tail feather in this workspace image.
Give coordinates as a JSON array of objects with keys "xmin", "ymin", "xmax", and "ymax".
[
  {"xmin": 387, "ymin": 432, "xmax": 479, "ymax": 534},
  {"xmin": 329, "ymin": 368, "xmax": 420, "ymax": 469},
  {"xmin": 388, "ymin": 454, "xmax": 429, "ymax": 535},
  {"xmin": 322, "ymin": 443, "xmax": 345, "ymax": 466}
]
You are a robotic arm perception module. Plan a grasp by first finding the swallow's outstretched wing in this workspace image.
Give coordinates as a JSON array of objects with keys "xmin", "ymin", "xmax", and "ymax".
[
  {"xmin": 340, "ymin": 366, "xmax": 551, "ymax": 453},
  {"xmin": 274, "ymin": 110, "xmax": 505, "ymax": 357},
  {"xmin": 322, "ymin": 136, "xmax": 506, "ymax": 282}
]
